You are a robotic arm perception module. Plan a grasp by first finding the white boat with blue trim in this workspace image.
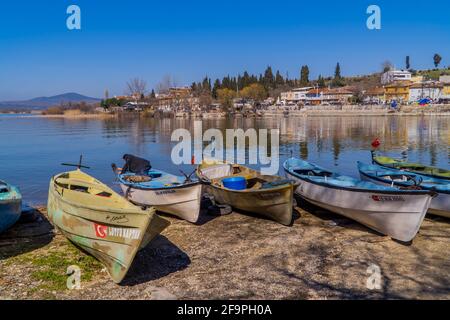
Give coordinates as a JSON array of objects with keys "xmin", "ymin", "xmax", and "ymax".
[
  {"xmin": 358, "ymin": 161, "xmax": 450, "ymax": 219},
  {"xmin": 284, "ymin": 158, "xmax": 435, "ymax": 242},
  {"xmin": 115, "ymin": 168, "xmax": 202, "ymax": 223}
]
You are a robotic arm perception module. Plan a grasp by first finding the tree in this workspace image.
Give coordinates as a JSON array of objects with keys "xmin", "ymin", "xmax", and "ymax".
[
  {"xmin": 202, "ymin": 76, "xmax": 212, "ymax": 94},
  {"xmin": 433, "ymin": 53, "xmax": 442, "ymax": 68},
  {"xmin": 157, "ymin": 75, "xmax": 173, "ymax": 93},
  {"xmin": 382, "ymin": 60, "xmax": 393, "ymax": 73},
  {"xmin": 217, "ymin": 88, "xmax": 236, "ymax": 111},
  {"xmin": 150, "ymin": 89, "xmax": 156, "ymax": 99},
  {"xmin": 405, "ymin": 56, "xmax": 410, "ymax": 70},
  {"xmin": 332, "ymin": 63, "xmax": 345, "ymax": 87},
  {"xmin": 275, "ymin": 70, "xmax": 284, "ymax": 86},
  {"xmin": 334, "ymin": 62, "xmax": 342, "ymax": 79},
  {"xmin": 212, "ymin": 79, "xmax": 221, "ymax": 99},
  {"xmin": 240, "ymin": 83, "xmax": 267, "ymax": 102},
  {"xmin": 263, "ymin": 66, "xmax": 274, "ymax": 89},
  {"xmin": 300, "ymin": 65, "xmax": 310, "ymax": 86},
  {"xmin": 126, "ymin": 78, "xmax": 147, "ymax": 98},
  {"xmin": 317, "ymin": 75, "xmax": 326, "ymax": 88}
]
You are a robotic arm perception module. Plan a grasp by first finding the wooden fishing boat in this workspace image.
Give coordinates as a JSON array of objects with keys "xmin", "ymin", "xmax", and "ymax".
[
  {"xmin": 358, "ymin": 161, "xmax": 450, "ymax": 219},
  {"xmin": 0, "ymin": 180, "xmax": 22, "ymax": 233},
  {"xmin": 372, "ymin": 153, "xmax": 450, "ymax": 180},
  {"xmin": 284, "ymin": 158, "xmax": 435, "ymax": 242},
  {"xmin": 196, "ymin": 159, "xmax": 296, "ymax": 226},
  {"xmin": 114, "ymin": 167, "xmax": 202, "ymax": 223},
  {"xmin": 47, "ymin": 168, "xmax": 170, "ymax": 283}
]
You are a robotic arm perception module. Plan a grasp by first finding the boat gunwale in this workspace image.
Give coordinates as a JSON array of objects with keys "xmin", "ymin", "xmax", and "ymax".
[
  {"xmin": 50, "ymin": 175, "xmax": 154, "ymax": 216},
  {"xmin": 372, "ymin": 156, "xmax": 450, "ymax": 181},
  {"xmin": 196, "ymin": 162, "xmax": 295, "ymax": 193},
  {"xmin": 283, "ymin": 161, "xmax": 434, "ymax": 196},
  {"xmin": 204, "ymin": 181, "xmax": 293, "ymax": 194},
  {"xmin": 358, "ymin": 163, "xmax": 450, "ymax": 195},
  {"xmin": 117, "ymin": 176, "xmax": 201, "ymax": 191}
]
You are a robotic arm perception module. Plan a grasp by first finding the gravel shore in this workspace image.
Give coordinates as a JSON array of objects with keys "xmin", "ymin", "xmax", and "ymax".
[{"xmin": 1, "ymin": 202, "xmax": 449, "ymax": 300}]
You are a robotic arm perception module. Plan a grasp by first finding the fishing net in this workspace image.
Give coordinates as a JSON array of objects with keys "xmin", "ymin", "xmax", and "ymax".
[{"xmin": 123, "ymin": 175, "xmax": 151, "ymax": 183}]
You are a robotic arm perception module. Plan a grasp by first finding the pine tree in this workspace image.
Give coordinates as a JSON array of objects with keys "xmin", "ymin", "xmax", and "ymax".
[
  {"xmin": 333, "ymin": 63, "xmax": 344, "ymax": 87},
  {"xmin": 334, "ymin": 63, "xmax": 341, "ymax": 79},
  {"xmin": 275, "ymin": 70, "xmax": 284, "ymax": 86},
  {"xmin": 212, "ymin": 79, "xmax": 221, "ymax": 99},
  {"xmin": 263, "ymin": 66, "xmax": 274, "ymax": 89},
  {"xmin": 300, "ymin": 65, "xmax": 310, "ymax": 86},
  {"xmin": 406, "ymin": 56, "xmax": 410, "ymax": 70},
  {"xmin": 317, "ymin": 75, "xmax": 326, "ymax": 88},
  {"xmin": 202, "ymin": 76, "xmax": 211, "ymax": 93}
]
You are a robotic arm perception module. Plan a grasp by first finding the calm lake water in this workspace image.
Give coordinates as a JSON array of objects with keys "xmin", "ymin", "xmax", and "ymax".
[{"xmin": 0, "ymin": 114, "xmax": 449, "ymax": 205}]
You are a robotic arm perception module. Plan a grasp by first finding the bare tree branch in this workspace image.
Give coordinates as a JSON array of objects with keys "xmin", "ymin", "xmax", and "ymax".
[{"xmin": 125, "ymin": 78, "xmax": 147, "ymax": 97}]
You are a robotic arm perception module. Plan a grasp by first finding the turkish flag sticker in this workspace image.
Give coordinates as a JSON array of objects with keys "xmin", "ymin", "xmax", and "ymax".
[{"xmin": 94, "ymin": 223, "xmax": 107, "ymax": 238}]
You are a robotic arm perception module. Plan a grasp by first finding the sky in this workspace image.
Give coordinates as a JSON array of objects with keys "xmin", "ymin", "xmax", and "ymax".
[{"xmin": 0, "ymin": 0, "xmax": 449, "ymax": 100}]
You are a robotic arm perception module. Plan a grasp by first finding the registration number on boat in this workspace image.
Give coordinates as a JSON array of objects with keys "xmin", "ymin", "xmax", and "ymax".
[
  {"xmin": 155, "ymin": 189, "xmax": 177, "ymax": 195},
  {"xmin": 371, "ymin": 195, "xmax": 405, "ymax": 202}
]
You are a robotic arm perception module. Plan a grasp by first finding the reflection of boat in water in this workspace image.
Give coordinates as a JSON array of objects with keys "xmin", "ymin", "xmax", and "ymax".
[
  {"xmin": 284, "ymin": 158, "xmax": 434, "ymax": 242},
  {"xmin": 358, "ymin": 162, "xmax": 449, "ymax": 218},
  {"xmin": 197, "ymin": 159, "xmax": 296, "ymax": 226}
]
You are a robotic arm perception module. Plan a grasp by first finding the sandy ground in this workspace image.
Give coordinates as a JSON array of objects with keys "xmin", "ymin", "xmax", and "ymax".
[{"xmin": 0, "ymin": 201, "xmax": 449, "ymax": 300}]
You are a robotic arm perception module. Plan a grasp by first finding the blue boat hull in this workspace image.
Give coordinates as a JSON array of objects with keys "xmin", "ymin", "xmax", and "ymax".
[{"xmin": 0, "ymin": 199, "xmax": 22, "ymax": 233}]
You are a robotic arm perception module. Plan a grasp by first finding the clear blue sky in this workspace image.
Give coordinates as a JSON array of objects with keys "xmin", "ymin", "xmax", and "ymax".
[{"xmin": 0, "ymin": 0, "xmax": 449, "ymax": 100}]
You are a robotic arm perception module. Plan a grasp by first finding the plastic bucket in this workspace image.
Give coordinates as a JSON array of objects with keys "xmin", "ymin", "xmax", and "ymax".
[{"xmin": 222, "ymin": 177, "xmax": 247, "ymax": 190}]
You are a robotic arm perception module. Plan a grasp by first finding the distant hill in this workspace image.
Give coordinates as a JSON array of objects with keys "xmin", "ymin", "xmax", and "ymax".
[{"xmin": 0, "ymin": 93, "xmax": 101, "ymax": 110}]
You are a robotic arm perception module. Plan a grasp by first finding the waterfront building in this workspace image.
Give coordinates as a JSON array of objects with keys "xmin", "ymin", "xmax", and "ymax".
[
  {"xmin": 384, "ymin": 81, "xmax": 411, "ymax": 103},
  {"xmin": 409, "ymin": 81, "xmax": 443, "ymax": 103},
  {"xmin": 439, "ymin": 76, "xmax": 450, "ymax": 101},
  {"xmin": 280, "ymin": 87, "xmax": 313, "ymax": 104},
  {"xmin": 381, "ymin": 69, "xmax": 412, "ymax": 85},
  {"xmin": 305, "ymin": 87, "xmax": 354, "ymax": 105},
  {"xmin": 364, "ymin": 87, "xmax": 385, "ymax": 104},
  {"xmin": 321, "ymin": 87, "xmax": 354, "ymax": 104}
]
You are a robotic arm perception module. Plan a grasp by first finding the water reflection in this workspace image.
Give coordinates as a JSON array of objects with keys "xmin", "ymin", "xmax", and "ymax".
[{"xmin": 0, "ymin": 114, "xmax": 448, "ymax": 205}]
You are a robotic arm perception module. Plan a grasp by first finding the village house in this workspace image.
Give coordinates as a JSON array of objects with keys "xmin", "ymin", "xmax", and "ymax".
[
  {"xmin": 408, "ymin": 81, "xmax": 443, "ymax": 103},
  {"xmin": 168, "ymin": 86, "xmax": 192, "ymax": 98},
  {"xmin": 280, "ymin": 87, "xmax": 313, "ymax": 104},
  {"xmin": 305, "ymin": 88, "xmax": 322, "ymax": 105},
  {"xmin": 304, "ymin": 87, "xmax": 354, "ymax": 105},
  {"xmin": 381, "ymin": 69, "xmax": 412, "ymax": 85},
  {"xmin": 321, "ymin": 87, "xmax": 355, "ymax": 104},
  {"xmin": 439, "ymin": 76, "xmax": 450, "ymax": 102},
  {"xmin": 384, "ymin": 81, "xmax": 411, "ymax": 103},
  {"xmin": 364, "ymin": 87, "xmax": 385, "ymax": 104}
]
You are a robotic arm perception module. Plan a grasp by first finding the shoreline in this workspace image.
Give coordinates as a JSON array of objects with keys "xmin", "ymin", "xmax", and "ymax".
[
  {"xmin": 1, "ymin": 204, "xmax": 449, "ymax": 300},
  {"xmin": 2, "ymin": 111, "xmax": 450, "ymax": 119}
]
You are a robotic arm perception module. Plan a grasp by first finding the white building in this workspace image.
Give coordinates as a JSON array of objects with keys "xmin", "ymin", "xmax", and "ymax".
[
  {"xmin": 280, "ymin": 87, "xmax": 313, "ymax": 104},
  {"xmin": 408, "ymin": 81, "xmax": 443, "ymax": 102},
  {"xmin": 381, "ymin": 70, "xmax": 412, "ymax": 85}
]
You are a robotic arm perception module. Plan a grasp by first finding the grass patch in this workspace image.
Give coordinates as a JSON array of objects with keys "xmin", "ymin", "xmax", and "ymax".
[
  {"xmin": 29, "ymin": 241, "xmax": 103, "ymax": 291},
  {"xmin": 5, "ymin": 238, "xmax": 103, "ymax": 292}
]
